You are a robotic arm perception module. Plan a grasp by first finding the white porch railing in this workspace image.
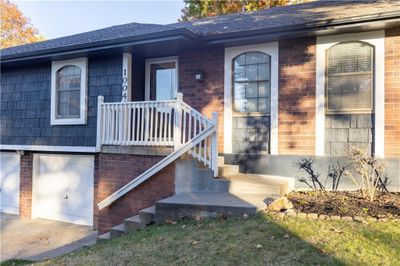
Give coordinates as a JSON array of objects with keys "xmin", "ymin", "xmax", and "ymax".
[{"xmin": 96, "ymin": 93, "xmax": 218, "ymax": 210}]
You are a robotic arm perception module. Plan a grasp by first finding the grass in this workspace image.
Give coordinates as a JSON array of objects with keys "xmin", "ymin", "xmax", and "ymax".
[
  {"xmin": 23, "ymin": 213, "xmax": 400, "ymax": 266},
  {"xmin": 1, "ymin": 259, "xmax": 33, "ymax": 266}
]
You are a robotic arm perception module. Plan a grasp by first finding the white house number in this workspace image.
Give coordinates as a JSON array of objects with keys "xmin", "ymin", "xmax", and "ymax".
[{"xmin": 122, "ymin": 68, "xmax": 128, "ymax": 102}]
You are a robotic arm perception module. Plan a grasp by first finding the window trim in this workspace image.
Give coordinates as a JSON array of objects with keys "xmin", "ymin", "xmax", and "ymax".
[
  {"xmin": 231, "ymin": 51, "xmax": 272, "ymax": 115},
  {"xmin": 144, "ymin": 56, "xmax": 179, "ymax": 101},
  {"xmin": 224, "ymin": 42, "xmax": 279, "ymax": 155},
  {"xmin": 51, "ymin": 58, "xmax": 88, "ymax": 125},
  {"xmin": 315, "ymin": 31, "xmax": 385, "ymax": 157},
  {"xmin": 325, "ymin": 41, "xmax": 375, "ymax": 114}
]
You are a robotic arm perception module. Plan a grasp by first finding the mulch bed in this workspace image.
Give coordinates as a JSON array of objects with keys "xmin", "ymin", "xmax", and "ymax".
[{"xmin": 287, "ymin": 191, "xmax": 400, "ymax": 219}]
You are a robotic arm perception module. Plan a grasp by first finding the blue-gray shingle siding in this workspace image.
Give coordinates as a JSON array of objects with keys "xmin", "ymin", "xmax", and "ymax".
[{"xmin": 0, "ymin": 55, "xmax": 122, "ymax": 147}]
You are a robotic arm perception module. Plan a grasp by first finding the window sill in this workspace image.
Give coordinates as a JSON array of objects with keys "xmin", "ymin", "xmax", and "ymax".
[
  {"xmin": 326, "ymin": 110, "xmax": 374, "ymax": 115},
  {"xmin": 51, "ymin": 117, "xmax": 86, "ymax": 125}
]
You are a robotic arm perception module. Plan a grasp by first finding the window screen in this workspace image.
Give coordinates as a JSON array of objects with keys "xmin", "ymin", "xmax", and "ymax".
[
  {"xmin": 56, "ymin": 65, "xmax": 81, "ymax": 118},
  {"xmin": 232, "ymin": 52, "xmax": 271, "ymax": 113},
  {"xmin": 326, "ymin": 42, "xmax": 374, "ymax": 112}
]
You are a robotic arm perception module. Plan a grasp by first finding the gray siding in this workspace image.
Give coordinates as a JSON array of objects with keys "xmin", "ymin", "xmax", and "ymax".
[
  {"xmin": 325, "ymin": 114, "xmax": 374, "ymax": 156},
  {"xmin": 0, "ymin": 55, "xmax": 122, "ymax": 147},
  {"xmin": 232, "ymin": 116, "xmax": 270, "ymax": 154}
]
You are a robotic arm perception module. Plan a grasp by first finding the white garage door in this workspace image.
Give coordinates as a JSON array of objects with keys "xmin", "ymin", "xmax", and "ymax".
[
  {"xmin": 0, "ymin": 152, "xmax": 20, "ymax": 214},
  {"xmin": 32, "ymin": 154, "xmax": 94, "ymax": 226}
]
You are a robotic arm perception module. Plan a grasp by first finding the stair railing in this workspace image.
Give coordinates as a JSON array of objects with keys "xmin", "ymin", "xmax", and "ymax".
[{"xmin": 97, "ymin": 93, "xmax": 218, "ymax": 210}]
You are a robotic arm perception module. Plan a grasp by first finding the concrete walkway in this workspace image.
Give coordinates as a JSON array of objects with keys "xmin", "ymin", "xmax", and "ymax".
[{"xmin": 0, "ymin": 213, "xmax": 97, "ymax": 262}]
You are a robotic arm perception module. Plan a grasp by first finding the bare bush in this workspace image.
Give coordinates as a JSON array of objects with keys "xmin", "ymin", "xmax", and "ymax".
[
  {"xmin": 345, "ymin": 145, "xmax": 389, "ymax": 201},
  {"xmin": 297, "ymin": 158, "xmax": 346, "ymax": 191},
  {"xmin": 327, "ymin": 161, "xmax": 346, "ymax": 191},
  {"xmin": 296, "ymin": 158, "xmax": 325, "ymax": 190}
]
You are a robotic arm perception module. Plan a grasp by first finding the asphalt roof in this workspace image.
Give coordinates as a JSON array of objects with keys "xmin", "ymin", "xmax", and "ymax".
[{"xmin": 1, "ymin": 0, "xmax": 399, "ymax": 59}]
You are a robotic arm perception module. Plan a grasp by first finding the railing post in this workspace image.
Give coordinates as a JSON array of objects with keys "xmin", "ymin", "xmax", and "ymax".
[
  {"xmin": 174, "ymin": 93, "xmax": 183, "ymax": 150},
  {"xmin": 211, "ymin": 112, "xmax": 218, "ymax": 177},
  {"xmin": 96, "ymin": 95, "xmax": 104, "ymax": 152}
]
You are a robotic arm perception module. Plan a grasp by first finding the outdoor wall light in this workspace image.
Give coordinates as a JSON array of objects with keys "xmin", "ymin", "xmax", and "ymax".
[{"xmin": 195, "ymin": 71, "xmax": 204, "ymax": 82}]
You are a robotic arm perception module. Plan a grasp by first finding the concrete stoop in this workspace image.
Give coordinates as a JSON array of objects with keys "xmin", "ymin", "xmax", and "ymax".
[
  {"xmin": 154, "ymin": 192, "xmax": 268, "ymax": 224},
  {"xmin": 98, "ymin": 206, "xmax": 156, "ymax": 240},
  {"xmin": 98, "ymin": 156, "xmax": 292, "ymax": 240}
]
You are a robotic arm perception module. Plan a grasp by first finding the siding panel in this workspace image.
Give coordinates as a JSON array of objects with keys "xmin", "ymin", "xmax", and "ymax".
[{"xmin": 0, "ymin": 55, "xmax": 122, "ymax": 147}]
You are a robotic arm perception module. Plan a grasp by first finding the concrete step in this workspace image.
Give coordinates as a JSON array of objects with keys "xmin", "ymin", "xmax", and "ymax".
[
  {"xmin": 155, "ymin": 192, "xmax": 262, "ymax": 224},
  {"xmin": 191, "ymin": 172, "xmax": 230, "ymax": 193},
  {"xmin": 139, "ymin": 206, "xmax": 156, "ymax": 225},
  {"xmin": 109, "ymin": 223, "xmax": 125, "ymax": 239},
  {"xmin": 124, "ymin": 215, "xmax": 146, "ymax": 233},
  {"xmin": 218, "ymin": 156, "xmax": 225, "ymax": 166},
  {"xmin": 221, "ymin": 174, "xmax": 282, "ymax": 196},
  {"xmin": 97, "ymin": 232, "xmax": 111, "ymax": 240},
  {"xmin": 218, "ymin": 164, "xmax": 239, "ymax": 177}
]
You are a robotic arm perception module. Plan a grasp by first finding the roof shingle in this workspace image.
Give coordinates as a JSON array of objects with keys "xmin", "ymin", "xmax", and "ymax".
[{"xmin": 1, "ymin": 0, "xmax": 399, "ymax": 59}]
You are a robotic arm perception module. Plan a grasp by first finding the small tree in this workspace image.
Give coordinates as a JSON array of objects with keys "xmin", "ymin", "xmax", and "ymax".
[
  {"xmin": 345, "ymin": 145, "xmax": 389, "ymax": 201},
  {"xmin": 0, "ymin": 0, "xmax": 45, "ymax": 48}
]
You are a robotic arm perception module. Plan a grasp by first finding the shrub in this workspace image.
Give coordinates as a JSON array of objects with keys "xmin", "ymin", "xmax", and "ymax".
[
  {"xmin": 345, "ymin": 145, "xmax": 389, "ymax": 201},
  {"xmin": 297, "ymin": 159, "xmax": 346, "ymax": 192}
]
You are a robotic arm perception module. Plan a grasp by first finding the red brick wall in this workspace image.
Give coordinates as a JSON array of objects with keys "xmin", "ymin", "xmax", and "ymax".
[
  {"xmin": 179, "ymin": 48, "xmax": 225, "ymax": 153},
  {"xmin": 278, "ymin": 37, "xmax": 316, "ymax": 155},
  {"xmin": 19, "ymin": 152, "xmax": 33, "ymax": 219},
  {"xmin": 385, "ymin": 27, "xmax": 400, "ymax": 158},
  {"xmin": 94, "ymin": 153, "xmax": 175, "ymax": 233}
]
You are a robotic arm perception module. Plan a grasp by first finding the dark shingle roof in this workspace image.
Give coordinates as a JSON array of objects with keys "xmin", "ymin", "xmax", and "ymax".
[
  {"xmin": 1, "ymin": 0, "xmax": 399, "ymax": 60},
  {"xmin": 184, "ymin": 0, "xmax": 400, "ymax": 36},
  {"xmin": 1, "ymin": 22, "xmax": 185, "ymax": 58}
]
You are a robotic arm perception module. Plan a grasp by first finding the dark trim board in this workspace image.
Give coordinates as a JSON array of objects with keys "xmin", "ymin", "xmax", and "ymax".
[{"xmin": 223, "ymin": 153, "xmax": 400, "ymax": 191}]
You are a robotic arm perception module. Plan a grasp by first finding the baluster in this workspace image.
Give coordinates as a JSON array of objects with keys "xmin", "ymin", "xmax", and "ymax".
[
  {"xmin": 140, "ymin": 103, "xmax": 144, "ymax": 144},
  {"xmin": 154, "ymin": 102, "xmax": 158, "ymax": 145},
  {"xmin": 110, "ymin": 105, "xmax": 115, "ymax": 144},
  {"xmin": 132, "ymin": 104, "xmax": 136, "ymax": 144},
  {"xmin": 182, "ymin": 108, "xmax": 186, "ymax": 144},
  {"xmin": 145, "ymin": 103, "xmax": 150, "ymax": 145},
  {"xmin": 107, "ymin": 105, "xmax": 111, "ymax": 144},
  {"xmin": 160, "ymin": 105, "xmax": 165, "ymax": 145}
]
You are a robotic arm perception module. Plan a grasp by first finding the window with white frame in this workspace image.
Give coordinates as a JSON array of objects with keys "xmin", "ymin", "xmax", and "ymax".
[
  {"xmin": 232, "ymin": 51, "xmax": 271, "ymax": 113},
  {"xmin": 326, "ymin": 41, "xmax": 374, "ymax": 113},
  {"xmin": 51, "ymin": 58, "xmax": 88, "ymax": 125}
]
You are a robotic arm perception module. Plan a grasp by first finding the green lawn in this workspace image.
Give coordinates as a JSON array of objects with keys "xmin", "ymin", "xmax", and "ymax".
[{"xmin": 13, "ymin": 213, "xmax": 400, "ymax": 266}]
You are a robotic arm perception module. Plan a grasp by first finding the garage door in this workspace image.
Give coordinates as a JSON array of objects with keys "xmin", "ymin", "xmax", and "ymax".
[
  {"xmin": 32, "ymin": 154, "xmax": 94, "ymax": 226},
  {"xmin": 0, "ymin": 152, "xmax": 20, "ymax": 214}
]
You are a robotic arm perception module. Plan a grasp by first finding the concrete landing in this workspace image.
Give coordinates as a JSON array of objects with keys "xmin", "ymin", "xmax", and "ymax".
[
  {"xmin": 155, "ymin": 192, "xmax": 270, "ymax": 223},
  {"xmin": 0, "ymin": 213, "xmax": 96, "ymax": 262}
]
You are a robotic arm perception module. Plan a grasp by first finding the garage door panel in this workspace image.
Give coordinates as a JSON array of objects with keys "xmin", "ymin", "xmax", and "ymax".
[
  {"xmin": 33, "ymin": 154, "xmax": 94, "ymax": 226},
  {"xmin": 0, "ymin": 153, "xmax": 20, "ymax": 214}
]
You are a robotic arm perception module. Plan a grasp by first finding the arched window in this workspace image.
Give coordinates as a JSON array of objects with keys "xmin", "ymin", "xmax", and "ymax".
[
  {"xmin": 56, "ymin": 65, "xmax": 81, "ymax": 118},
  {"xmin": 326, "ymin": 41, "xmax": 374, "ymax": 113},
  {"xmin": 232, "ymin": 52, "xmax": 271, "ymax": 113}
]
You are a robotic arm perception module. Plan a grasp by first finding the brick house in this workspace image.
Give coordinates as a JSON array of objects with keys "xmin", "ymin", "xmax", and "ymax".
[{"xmin": 1, "ymin": 0, "xmax": 399, "ymax": 234}]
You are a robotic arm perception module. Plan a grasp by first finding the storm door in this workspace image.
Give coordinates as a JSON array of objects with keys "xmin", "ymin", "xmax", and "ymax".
[{"xmin": 232, "ymin": 52, "xmax": 271, "ymax": 154}]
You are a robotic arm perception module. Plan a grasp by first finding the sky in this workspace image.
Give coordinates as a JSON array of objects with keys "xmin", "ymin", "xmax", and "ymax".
[{"xmin": 13, "ymin": 0, "xmax": 185, "ymax": 40}]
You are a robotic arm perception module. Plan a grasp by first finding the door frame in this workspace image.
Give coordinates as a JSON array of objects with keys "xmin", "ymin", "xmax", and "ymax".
[
  {"xmin": 224, "ymin": 43, "xmax": 279, "ymax": 154},
  {"xmin": 144, "ymin": 56, "xmax": 179, "ymax": 101}
]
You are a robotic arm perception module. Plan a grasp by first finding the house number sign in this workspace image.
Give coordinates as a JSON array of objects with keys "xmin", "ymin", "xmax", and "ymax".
[
  {"xmin": 121, "ymin": 52, "xmax": 132, "ymax": 102},
  {"xmin": 122, "ymin": 68, "xmax": 128, "ymax": 102}
]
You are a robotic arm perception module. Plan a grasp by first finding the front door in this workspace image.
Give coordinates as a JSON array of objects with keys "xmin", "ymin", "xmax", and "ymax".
[
  {"xmin": 231, "ymin": 52, "xmax": 271, "ymax": 154},
  {"xmin": 145, "ymin": 57, "xmax": 178, "ymax": 101}
]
